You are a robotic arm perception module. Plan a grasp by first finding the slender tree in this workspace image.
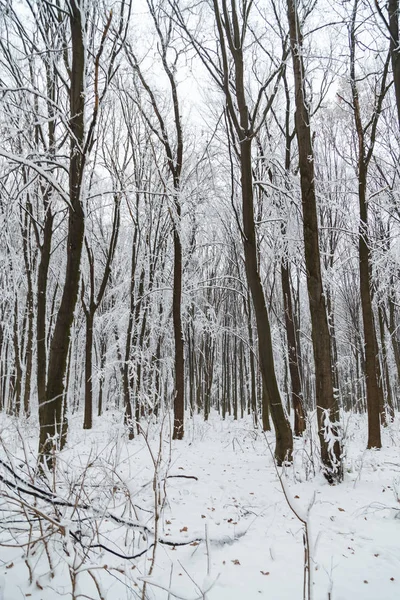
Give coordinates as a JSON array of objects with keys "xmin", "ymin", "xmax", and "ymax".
[
  {"xmin": 346, "ymin": 0, "xmax": 391, "ymax": 448},
  {"xmin": 287, "ymin": 0, "xmax": 342, "ymax": 480},
  {"xmin": 174, "ymin": 0, "xmax": 293, "ymax": 463},
  {"xmin": 125, "ymin": 0, "xmax": 185, "ymax": 439}
]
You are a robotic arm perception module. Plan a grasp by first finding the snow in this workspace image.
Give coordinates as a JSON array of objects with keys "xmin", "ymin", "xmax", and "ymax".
[{"xmin": 0, "ymin": 411, "xmax": 399, "ymax": 599}]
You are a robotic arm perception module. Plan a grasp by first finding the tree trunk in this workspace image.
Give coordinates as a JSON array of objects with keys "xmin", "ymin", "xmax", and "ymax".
[
  {"xmin": 358, "ymin": 163, "xmax": 383, "ymax": 447},
  {"xmin": 281, "ymin": 260, "xmax": 305, "ymax": 436},
  {"xmin": 39, "ymin": 0, "xmax": 86, "ymax": 462},
  {"xmin": 37, "ymin": 206, "xmax": 53, "ymax": 426},
  {"xmin": 348, "ymin": 0, "xmax": 389, "ymax": 449},
  {"xmin": 172, "ymin": 221, "xmax": 185, "ymax": 439},
  {"xmin": 287, "ymin": 0, "xmax": 341, "ymax": 480},
  {"xmin": 83, "ymin": 311, "xmax": 94, "ymax": 430},
  {"xmin": 241, "ymin": 139, "xmax": 292, "ymax": 463}
]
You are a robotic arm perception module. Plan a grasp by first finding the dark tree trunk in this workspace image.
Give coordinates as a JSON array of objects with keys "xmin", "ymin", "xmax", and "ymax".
[
  {"xmin": 348, "ymin": 0, "xmax": 390, "ymax": 449},
  {"xmin": 172, "ymin": 222, "xmax": 184, "ymax": 438},
  {"xmin": 83, "ymin": 312, "xmax": 94, "ymax": 429},
  {"xmin": 358, "ymin": 165, "xmax": 383, "ymax": 447},
  {"xmin": 37, "ymin": 205, "xmax": 53, "ymax": 426},
  {"xmin": 241, "ymin": 139, "xmax": 292, "ymax": 462},
  {"xmin": 287, "ymin": 0, "xmax": 341, "ymax": 480},
  {"xmin": 39, "ymin": 0, "xmax": 86, "ymax": 462},
  {"xmin": 281, "ymin": 260, "xmax": 305, "ymax": 436}
]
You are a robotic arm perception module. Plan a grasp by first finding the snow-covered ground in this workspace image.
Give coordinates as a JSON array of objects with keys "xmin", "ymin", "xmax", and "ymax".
[{"xmin": 0, "ymin": 411, "xmax": 399, "ymax": 599}]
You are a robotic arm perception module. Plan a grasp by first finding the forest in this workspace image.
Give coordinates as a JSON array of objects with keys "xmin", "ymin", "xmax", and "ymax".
[{"xmin": 0, "ymin": 0, "xmax": 399, "ymax": 598}]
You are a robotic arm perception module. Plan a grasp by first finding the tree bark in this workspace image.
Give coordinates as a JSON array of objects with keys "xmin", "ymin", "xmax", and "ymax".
[
  {"xmin": 39, "ymin": 0, "xmax": 86, "ymax": 462},
  {"xmin": 349, "ymin": 0, "xmax": 390, "ymax": 449},
  {"xmin": 241, "ymin": 139, "xmax": 292, "ymax": 462},
  {"xmin": 287, "ymin": 0, "xmax": 342, "ymax": 480},
  {"xmin": 281, "ymin": 260, "xmax": 305, "ymax": 436}
]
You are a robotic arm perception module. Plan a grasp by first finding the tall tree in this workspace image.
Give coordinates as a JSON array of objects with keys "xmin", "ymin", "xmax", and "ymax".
[
  {"xmin": 347, "ymin": 0, "xmax": 391, "ymax": 448},
  {"xmin": 287, "ymin": 0, "xmax": 342, "ymax": 480},
  {"xmin": 174, "ymin": 0, "xmax": 293, "ymax": 463},
  {"xmin": 125, "ymin": 0, "xmax": 185, "ymax": 439}
]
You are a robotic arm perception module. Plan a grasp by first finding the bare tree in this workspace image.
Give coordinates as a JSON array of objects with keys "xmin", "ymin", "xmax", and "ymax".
[
  {"xmin": 173, "ymin": 0, "xmax": 293, "ymax": 463},
  {"xmin": 287, "ymin": 0, "xmax": 342, "ymax": 480},
  {"xmin": 345, "ymin": 0, "xmax": 391, "ymax": 448},
  {"xmin": 125, "ymin": 0, "xmax": 186, "ymax": 439}
]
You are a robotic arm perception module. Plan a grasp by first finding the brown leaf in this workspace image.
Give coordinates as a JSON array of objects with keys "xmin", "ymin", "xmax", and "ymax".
[
  {"xmin": 260, "ymin": 571, "xmax": 270, "ymax": 576},
  {"xmin": 338, "ymin": 508, "xmax": 345, "ymax": 512},
  {"xmin": 166, "ymin": 520, "xmax": 171, "ymax": 525},
  {"xmin": 180, "ymin": 526, "xmax": 188, "ymax": 532},
  {"xmin": 190, "ymin": 541, "xmax": 199, "ymax": 546},
  {"xmin": 364, "ymin": 580, "xmax": 368, "ymax": 584},
  {"xmin": 232, "ymin": 559, "xmax": 241, "ymax": 565},
  {"xmin": 6, "ymin": 563, "xmax": 14, "ymax": 569},
  {"xmin": 201, "ymin": 515, "xmax": 206, "ymax": 519},
  {"xmin": 294, "ymin": 495, "xmax": 300, "ymax": 499},
  {"xmin": 390, "ymin": 578, "xmax": 395, "ymax": 581}
]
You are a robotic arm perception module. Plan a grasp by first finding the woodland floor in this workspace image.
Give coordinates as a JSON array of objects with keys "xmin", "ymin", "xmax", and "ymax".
[{"xmin": 0, "ymin": 410, "xmax": 399, "ymax": 600}]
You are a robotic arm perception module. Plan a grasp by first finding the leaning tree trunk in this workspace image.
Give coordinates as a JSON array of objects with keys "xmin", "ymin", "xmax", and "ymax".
[
  {"xmin": 39, "ymin": 0, "xmax": 86, "ymax": 462},
  {"xmin": 241, "ymin": 138, "xmax": 292, "ymax": 463},
  {"xmin": 287, "ymin": 0, "xmax": 342, "ymax": 481}
]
